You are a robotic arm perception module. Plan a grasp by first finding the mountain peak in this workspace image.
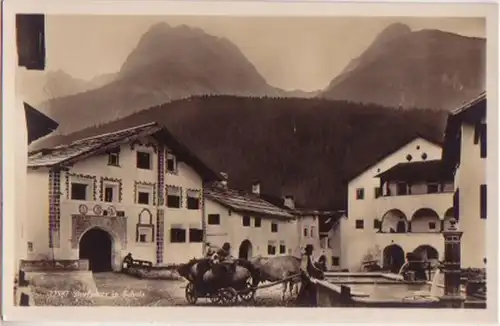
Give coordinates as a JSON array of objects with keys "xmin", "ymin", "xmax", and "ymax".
[{"xmin": 373, "ymin": 22, "xmax": 412, "ymax": 45}]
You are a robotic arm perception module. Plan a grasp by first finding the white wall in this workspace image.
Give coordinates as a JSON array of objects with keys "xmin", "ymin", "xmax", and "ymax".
[
  {"xmin": 456, "ymin": 122, "xmax": 487, "ymax": 268},
  {"xmin": 25, "ymin": 170, "xmax": 51, "ymax": 260},
  {"xmin": 204, "ymin": 199, "xmax": 297, "ymax": 258},
  {"xmin": 342, "ymin": 138, "xmax": 444, "ymax": 271}
]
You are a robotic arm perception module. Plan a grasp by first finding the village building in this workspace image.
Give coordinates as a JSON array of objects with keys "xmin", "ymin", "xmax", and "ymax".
[
  {"xmin": 24, "ymin": 122, "xmax": 222, "ymax": 271},
  {"xmin": 341, "ymin": 135, "xmax": 449, "ymax": 272},
  {"xmin": 203, "ymin": 181, "xmax": 297, "ymax": 259},
  {"xmin": 442, "ymin": 92, "xmax": 487, "ymax": 269}
]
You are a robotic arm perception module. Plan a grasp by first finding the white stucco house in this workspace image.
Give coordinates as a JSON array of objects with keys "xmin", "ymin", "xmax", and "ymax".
[
  {"xmin": 442, "ymin": 92, "xmax": 487, "ymax": 269},
  {"xmin": 341, "ymin": 135, "xmax": 450, "ymax": 272},
  {"xmin": 24, "ymin": 122, "xmax": 222, "ymax": 271},
  {"xmin": 203, "ymin": 181, "xmax": 297, "ymax": 259}
]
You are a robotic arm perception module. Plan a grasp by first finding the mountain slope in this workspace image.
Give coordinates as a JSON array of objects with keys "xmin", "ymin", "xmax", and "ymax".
[
  {"xmin": 32, "ymin": 96, "xmax": 447, "ymax": 210},
  {"xmin": 320, "ymin": 24, "xmax": 486, "ymax": 110},
  {"xmin": 39, "ymin": 23, "xmax": 282, "ymax": 134}
]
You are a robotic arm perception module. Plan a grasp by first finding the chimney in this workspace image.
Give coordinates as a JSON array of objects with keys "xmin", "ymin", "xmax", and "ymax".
[
  {"xmin": 251, "ymin": 181, "xmax": 260, "ymax": 195},
  {"xmin": 220, "ymin": 172, "xmax": 228, "ymax": 188},
  {"xmin": 283, "ymin": 195, "xmax": 295, "ymax": 209}
]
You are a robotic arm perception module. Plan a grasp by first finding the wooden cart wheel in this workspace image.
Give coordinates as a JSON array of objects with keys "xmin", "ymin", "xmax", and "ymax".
[
  {"xmin": 185, "ymin": 282, "xmax": 198, "ymax": 304},
  {"xmin": 219, "ymin": 287, "xmax": 238, "ymax": 305},
  {"xmin": 239, "ymin": 281, "xmax": 256, "ymax": 302}
]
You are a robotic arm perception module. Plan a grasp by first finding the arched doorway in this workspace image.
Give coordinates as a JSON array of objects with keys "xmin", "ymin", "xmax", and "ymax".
[
  {"xmin": 382, "ymin": 244, "xmax": 405, "ymax": 273},
  {"xmin": 238, "ymin": 240, "xmax": 253, "ymax": 260},
  {"xmin": 413, "ymin": 245, "xmax": 439, "ymax": 261},
  {"xmin": 79, "ymin": 228, "xmax": 113, "ymax": 272}
]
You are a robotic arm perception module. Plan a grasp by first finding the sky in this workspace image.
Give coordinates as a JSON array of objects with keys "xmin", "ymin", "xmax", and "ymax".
[{"xmin": 40, "ymin": 15, "xmax": 485, "ymax": 92}]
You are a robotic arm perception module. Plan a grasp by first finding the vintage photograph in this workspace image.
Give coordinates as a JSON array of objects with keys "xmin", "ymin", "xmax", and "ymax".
[{"xmin": 5, "ymin": 1, "xmax": 494, "ymax": 319}]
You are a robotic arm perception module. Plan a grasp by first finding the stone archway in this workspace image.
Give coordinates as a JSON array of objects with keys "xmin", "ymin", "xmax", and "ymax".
[
  {"xmin": 383, "ymin": 244, "xmax": 405, "ymax": 273},
  {"xmin": 238, "ymin": 240, "xmax": 253, "ymax": 260},
  {"xmin": 381, "ymin": 209, "xmax": 408, "ymax": 233},
  {"xmin": 413, "ymin": 245, "xmax": 439, "ymax": 261},
  {"xmin": 411, "ymin": 208, "xmax": 441, "ymax": 233},
  {"xmin": 79, "ymin": 228, "xmax": 113, "ymax": 272}
]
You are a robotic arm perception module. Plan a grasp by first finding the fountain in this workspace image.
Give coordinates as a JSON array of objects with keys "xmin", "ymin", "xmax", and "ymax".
[{"xmin": 397, "ymin": 262, "xmax": 409, "ymax": 276}]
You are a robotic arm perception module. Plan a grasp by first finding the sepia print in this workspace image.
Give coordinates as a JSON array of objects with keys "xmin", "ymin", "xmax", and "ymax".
[{"xmin": 3, "ymin": 0, "xmax": 497, "ymax": 323}]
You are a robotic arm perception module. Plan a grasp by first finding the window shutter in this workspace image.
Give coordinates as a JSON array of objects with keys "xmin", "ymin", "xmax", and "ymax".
[
  {"xmin": 480, "ymin": 184, "xmax": 487, "ymax": 219},
  {"xmin": 453, "ymin": 188, "xmax": 460, "ymax": 221}
]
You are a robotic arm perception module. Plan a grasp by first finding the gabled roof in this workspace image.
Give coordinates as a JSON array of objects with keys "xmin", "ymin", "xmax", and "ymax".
[
  {"xmin": 375, "ymin": 159, "xmax": 453, "ymax": 183},
  {"xmin": 204, "ymin": 182, "xmax": 294, "ymax": 219},
  {"xmin": 28, "ymin": 122, "xmax": 222, "ymax": 182},
  {"xmin": 442, "ymin": 92, "xmax": 487, "ymax": 168},
  {"xmin": 347, "ymin": 134, "xmax": 443, "ymax": 183},
  {"xmin": 24, "ymin": 102, "xmax": 59, "ymax": 144}
]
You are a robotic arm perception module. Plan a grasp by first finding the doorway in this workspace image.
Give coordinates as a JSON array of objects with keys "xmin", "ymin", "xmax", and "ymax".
[
  {"xmin": 79, "ymin": 228, "xmax": 113, "ymax": 272},
  {"xmin": 238, "ymin": 240, "xmax": 253, "ymax": 260},
  {"xmin": 383, "ymin": 244, "xmax": 405, "ymax": 273}
]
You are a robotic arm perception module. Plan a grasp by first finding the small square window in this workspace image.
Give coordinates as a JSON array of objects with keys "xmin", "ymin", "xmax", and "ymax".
[
  {"xmin": 374, "ymin": 187, "xmax": 382, "ymax": 198},
  {"xmin": 137, "ymin": 191, "xmax": 150, "ymax": 205},
  {"xmin": 332, "ymin": 256, "xmax": 340, "ymax": 266},
  {"xmin": 108, "ymin": 152, "xmax": 120, "ymax": 166},
  {"xmin": 428, "ymin": 222, "xmax": 436, "ymax": 230},
  {"xmin": 279, "ymin": 243, "xmax": 286, "ymax": 254},
  {"xmin": 170, "ymin": 228, "xmax": 186, "ymax": 243},
  {"xmin": 104, "ymin": 185, "xmax": 115, "ymax": 203},
  {"xmin": 242, "ymin": 216, "xmax": 251, "ymax": 227},
  {"xmin": 303, "ymin": 228, "xmax": 308, "ymax": 237},
  {"xmin": 189, "ymin": 228, "xmax": 204, "ymax": 243},
  {"xmin": 208, "ymin": 214, "xmax": 220, "ymax": 225},
  {"xmin": 166, "ymin": 153, "xmax": 177, "ymax": 173},
  {"xmin": 374, "ymin": 219, "xmax": 381, "ymax": 229},
  {"xmin": 254, "ymin": 217, "xmax": 261, "ymax": 227},
  {"xmin": 356, "ymin": 188, "xmax": 364, "ymax": 200},
  {"xmin": 355, "ymin": 219, "xmax": 364, "ymax": 229},
  {"xmin": 71, "ymin": 182, "xmax": 89, "ymax": 201},
  {"xmin": 267, "ymin": 243, "xmax": 276, "ymax": 255},
  {"xmin": 271, "ymin": 223, "xmax": 278, "ymax": 233},
  {"xmin": 187, "ymin": 190, "xmax": 200, "ymax": 210},
  {"xmin": 139, "ymin": 234, "xmax": 147, "ymax": 242},
  {"xmin": 137, "ymin": 151, "xmax": 152, "ymax": 170},
  {"xmin": 167, "ymin": 186, "xmax": 181, "ymax": 208},
  {"xmin": 136, "ymin": 225, "xmax": 153, "ymax": 243}
]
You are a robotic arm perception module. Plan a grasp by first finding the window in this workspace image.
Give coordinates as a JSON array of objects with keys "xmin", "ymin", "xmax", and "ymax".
[
  {"xmin": 136, "ymin": 225, "xmax": 154, "ymax": 243},
  {"xmin": 332, "ymin": 256, "xmax": 340, "ymax": 266},
  {"xmin": 428, "ymin": 222, "xmax": 436, "ymax": 230},
  {"xmin": 254, "ymin": 217, "xmax": 262, "ymax": 227},
  {"xmin": 396, "ymin": 182, "xmax": 407, "ymax": 195},
  {"xmin": 137, "ymin": 191, "xmax": 150, "ymax": 205},
  {"xmin": 170, "ymin": 227, "xmax": 186, "ymax": 243},
  {"xmin": 374, "ymin": 187, "xmax": 382, "ymax": 198},
  {"xmin": 356, "ymin": 188, "xmax": 364, "ymax": 200},
  {"xmin": 279, "ymin": 242, "xmax": 286, "ymax": 254},
  {"xmin": 355, "ymin": 219, "xmax": 364, "ymax": 229},
  {"xmin": 242, "ymin": 216, "xmax": 251, "ymax": 227},
  {"xmin": 104, "ymin": 185, "xmax": 115, "ymax": 203},
  {"xmin": 208, "ymin": 214, "xmax": 220, "ymax": 225},
  {"xmin": 480, "ymin": 184, "xmax": 487, "ymax": 219},
  {"xmin": 166, "ymin": 186, "xmax": 181, "ymax": 208},
  {"xmin": 480, "ymin": 124, "xmax": 487, "ymax": 158},
  {"xmin": 427, "ymin": 183, "xmax": 439, "ymax": 194},
  {"xmin": 187, "ymin": 190, "xmax": 200, "ymax": 210},
  {"xmin": 71, "ymin": 183, "xmax": 88, "ymax": 200},
  {"xmin": 453, "ymin": 188, "xmax": 460, "ymax": 220},
  {"xmin": 267, "ymin": 242, "xmax": 276, "ymax": 255},
  {"xmin": 136, "ymin": 151, "xmax": 151, "ymax": 170},
  {"xmin": 310, "ymin": 226, "xmax": 315, "ymax": 238},
  {"xmin": 373, "ymin": 219, "xmax": 381, "ymax": 229},
  {"xmin": 271, "ymin": 223, "xmax": 278, "ymax": 233},
  {"xmin": 108, "ymin": 152, "xmax": 120, "ymax": 166},
  {"xmin": 303, "ymin": 228, "xmax": 308, "ymax": 237},
  {"xmin": 189, "ymin": 228, "xmax": 204, "ymax": 243},
  {"xmin": 166, "ymin": 153, "xmax": 177, "ymax": 173}
]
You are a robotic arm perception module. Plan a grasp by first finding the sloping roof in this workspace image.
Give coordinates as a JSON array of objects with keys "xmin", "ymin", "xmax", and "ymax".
[
  {"xmin": 442, "ymin": 92, "xmax": 487, "ymax": 169},
  {"xmin": 347, "ymin": 133, "xmax": 443, "ymax": 183},
  {"xmin": 24, "ymin": 102, "xmax": 59, "ymax": 144},
  {"xmin": 204, "ymin": 182, "xmax": 294, "ymax": 219},
  {"xmin": 27, "ymin": 122, "xmax": 222, "ymax": 182},
  {"xmin": 375, "ymin": 159, "xmax": 453, "ymax": 183}
]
